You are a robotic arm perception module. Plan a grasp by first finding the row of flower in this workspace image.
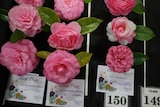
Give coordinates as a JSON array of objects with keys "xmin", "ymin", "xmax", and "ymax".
[{"xmin": 0, "ymin": 0, "xmax": 155, "ymax": 85}]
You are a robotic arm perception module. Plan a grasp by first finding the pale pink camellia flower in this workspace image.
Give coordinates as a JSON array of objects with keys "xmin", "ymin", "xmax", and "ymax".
[
  {"xmin": 48, "ymin": 21, "xmax": 84, "ymax": 51},
  {"xmin": 14, "ymin": 0, "xmax": 45, "ymax": 7},
  {"xmin": 8, "ymin": 4, "xmax": 42, "ymax": 37},
  {"xmin": 0, "ymin": 39, "xmax": 39, "ymax": 76},
  {"xmin": 104, "ymin": 0, "xmax": 136, "ymax": 16},
  {"xmin": 43, "ymin": 50, "xmax": 80, "ymax": 84},
  {"xmin": 106, "ymin": 45, "xmax": 134, "ymax": 73},
  {"xmin": 54, "ymin": 0, "xmax": 84, "ymax": 20},
  {"xmin": 106, "ymin": 17, "xmax": 136, "ymax": 45}
]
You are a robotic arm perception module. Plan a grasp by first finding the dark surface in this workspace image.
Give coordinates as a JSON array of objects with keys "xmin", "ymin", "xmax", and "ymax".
[{"xmin": 0, "ymin": 0, "xmax": 160, "ymax": 107}]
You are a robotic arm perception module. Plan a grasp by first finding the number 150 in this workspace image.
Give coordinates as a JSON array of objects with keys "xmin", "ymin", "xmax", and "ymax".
[{"xmin": 108, "ymin": 96, "xmax": 127, "ymax": 105}]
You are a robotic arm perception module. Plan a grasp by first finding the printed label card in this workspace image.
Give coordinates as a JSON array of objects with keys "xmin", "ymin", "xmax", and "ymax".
[
  {"xmin": 104, "ymin": 93, "xmax": 128, "ymax": 107},
  {"xmin": 5, "ymin": 74, "xmax": 46, "ymax": 104},
  {"xmin": 141, "ymin": 87, "xmax": 160, "ymax": 107},
  {"xmin": 96, "ymin": 65, "xmax": 134, "ymax": 96},
  {"xmin": 45, "ymin": 79, "xmax": 84, "ymax": 107}
]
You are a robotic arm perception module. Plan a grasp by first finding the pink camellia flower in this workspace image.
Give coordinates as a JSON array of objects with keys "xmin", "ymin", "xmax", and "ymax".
[
  {"xmin": 14, "ymin": 0, "xmax": 45, "ymax": 7},
  {"xmin": 0, "ymin": 39, "xmax": 39, "ymax": 76},
  {"xmin": 43, "ymin": 50, "xmax": 80, "ymax": 84},
  {"xmin": 8, "ymin": 4, "xmax": 42, "ymax": 37},
  {"xmin": 54, "ymin": 0, "xmax": 84, "ymax": 20},
  {"xmin": 106, "ymin": 45, "xmax": 134, "ymax": 73},
  {"xmin": 104, "ymin": 0, "xmax": 136, "ymax": 16},
  {"xmin": 106, "ymin": 17, "xmax": 136, "ymax": 45},
  {"xmin": 48, "ymin": 22, "xmax": 84, "ymax": 51}
]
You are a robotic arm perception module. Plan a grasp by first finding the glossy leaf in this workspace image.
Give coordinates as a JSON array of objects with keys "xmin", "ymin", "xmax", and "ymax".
[
  {"xmin": 37, "ymin": 7, "xmax": 60, "ymax": 26},
  {"xmin": 135, "ymin": 25, "xmax": 155, "ymax": 41},
  {"xmin": 10, "ymin": 29, "xmax": 26, "ymax": 43},
  {"xmin": 75, "ymin": 51, "xmax": 92, "ymax": 67},
  {"xmin": 0, "ymin": 8, "xmax": 8, "ymax": 22},
  {"xmin": 134, "ymin": 52, "xmax": 149, "ymax": 65},
  {"xmin": 36, "ymin": 51, "xmax": 51, "ymax": 59},
  {"xmin": 133, "ymin": 0, "xmax": 145, "ymax": 14},
  {"xmin": 77, "ymin": 17, "xmax": 103, "ymax": 35},
  {"xmin": 84, "ymin": 0, "xmax": 92, "ymax": 3}
]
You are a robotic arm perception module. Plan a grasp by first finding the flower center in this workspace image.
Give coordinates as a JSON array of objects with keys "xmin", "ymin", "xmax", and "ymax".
[
  {"xmin": 57, "ymin": 67, "xmax": 64, "ymax": 72},
  {"xmin": 56, "ymin": 65, "xmax": 66, "ymax": 74},
  {"xmin": 117, "ymin": 27, "xmax": 125, "ymax": 33},
  {"xmin": 20, "ymin": 10, "xmax": 31, "ymax": 23},
  {"xmin": 115, "ymin": 55, "xmax": 124, "ymax": 64},
  {"xmin": 14, "ymin": 56, "xmax": 23, "ymax": 63}
]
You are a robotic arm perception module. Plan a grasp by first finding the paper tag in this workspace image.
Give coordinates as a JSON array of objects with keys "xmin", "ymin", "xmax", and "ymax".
[
  {"xmin": 104, "ymin": 94, "xmax": 128, "ymax": 107},
  {"xmin": 141, "ymin": 87, "xmax": 160, "ymax": 107},
  {"xmin": 104, "ymin": 93, "xmax": 128, "ymax": 107},
  {"xmin": 5, "ymin": 74, "xmax": 46, "ymax": 104},
  {"xmin": 45, "ymin": 79, "xmax": 84, "ymax": 107},
  {"xmin": 96, "ymin": 65, "xmax": 134, "ymax": 96}
]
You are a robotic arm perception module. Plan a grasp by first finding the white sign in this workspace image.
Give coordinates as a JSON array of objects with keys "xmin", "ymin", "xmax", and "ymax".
[
  {"xmin": 5, "ymin": 74, "xmax": 46, "ymax": 104},
  {"xmin": 141, "ymin": 87, "xmax": 160, "ymax": 107},
  {"xmin": 96, "ymin": 65, "xmax": 135, "ymax": 96},
  {"xmin": 45, "ymin": 79, "xmax": 84, "ymax": 107}
]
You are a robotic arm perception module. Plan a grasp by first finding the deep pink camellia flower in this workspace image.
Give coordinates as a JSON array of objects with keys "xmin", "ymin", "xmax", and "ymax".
[
  {"xmin": 54, "ymin": 0, "xmax": 84, "ymax": 20},
  {"xmin": 14, "ymin": 0, "xmax": 45, "ymax": 7},
  {"xmin": 48, "ymin": 22, "xmax": 84, "ymax": 51},
  {"xmin": 43, "ymin": 50, "xmax": 80, "ymax": 84},
  {"xmin": 106, "ymin": 17, "xmax": 136, "ymax": 45},
  {"xmin": 106, "ymin": 45, "xmax": 134, "ymax": 73},
  {"xmin": 104, "ymin": 0, "xmax": 136, "ymax": 16},
  {"xmin": 0, "ymin": 39, "xmax": 39, "ymax": 76},
  {"xmin": 8, "ymin": 4, "xmax": 42, "ymax": 37}
]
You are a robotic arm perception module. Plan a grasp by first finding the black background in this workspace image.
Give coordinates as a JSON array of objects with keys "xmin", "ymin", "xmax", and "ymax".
[{"xmin": 0, "ymin": 0, "xmax": 160, "ymax": 107}]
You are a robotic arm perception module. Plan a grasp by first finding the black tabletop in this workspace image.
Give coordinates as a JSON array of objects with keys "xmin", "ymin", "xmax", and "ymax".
[{"xmin": 0, "ymin": 0, "xmax": 160, "ymax": 107}]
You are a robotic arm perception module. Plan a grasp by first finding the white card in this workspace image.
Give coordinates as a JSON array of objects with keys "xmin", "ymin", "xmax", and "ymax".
[
  {"xmin": 104, "ymin": 93, "xmax": 128, "ymax": 107},
  {"xmin": 141, "ymin": 87, "xmax": 160, "ymax": 107},
  {"xmin": 5, "ymin": 74, "xmax": 46, "ymax": 104},
  {"xmin": 96, "ymin": 65, "xmax": 134, "ymax": 96},
  {"xmin": 45, "ymin": 79, "xmax": 84, "ymax": 107}
]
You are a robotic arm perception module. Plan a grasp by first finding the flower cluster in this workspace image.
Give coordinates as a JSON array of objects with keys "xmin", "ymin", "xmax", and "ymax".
[
  {"xmin": 104, "ymin": 0, "xmax": 154, "ymax": 73},
  {"xmin": 0, "ymin": 0, "xmax": 155, "ymax": 84},
  {"xmin": 0, "ymin": 0, "xmax": 103, "ymax": 84}
]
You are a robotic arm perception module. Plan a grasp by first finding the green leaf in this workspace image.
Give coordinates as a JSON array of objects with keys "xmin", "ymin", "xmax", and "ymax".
[
  {"xmin": 42, "ymin": 24, "xmax": 50, "ymax": 32},
  {"xmin": 77, "ymin": 17, "xmax": 103, "ymax": 35},
  {"xmin": 75, "ymin": 51, "xmax": 92, "ymax": 67},
  {"xmin": 0, "ymin": 8, "xmax": 9, "ymax": 22},
  {"xmin": 134, "ymin": 52, "xmax": 149, "ymax": 65},
  {"xmin": 133, "ymin": 0, "xmax": 145, "ymax": 14},
  {"xmin": 135, "ymin": 25, "xmax": 155, "ymax": 41},
  {"xmin": 10, "ymin": 29, "xmax": 26, "ymax": 43},
  {"xmin": 37, "ymin": 7, "xmax": 60, "ymax": 26},
  {"xmin": 36, "ymin": 51, "xmax": 51, "ymax": 59},
  {"xmin": 84, "ymin": 0, "xmax": 92, "ymax": 3}
]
